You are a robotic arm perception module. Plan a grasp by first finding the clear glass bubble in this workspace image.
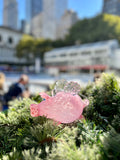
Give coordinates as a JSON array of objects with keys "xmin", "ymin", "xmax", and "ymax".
[
  {"xmin": 52, "ymin": 79, "xmax": 68, "ymax": 95},
  {"xmin": 53, "ymin": 79, "xmax": 80, "ymax": 95}
]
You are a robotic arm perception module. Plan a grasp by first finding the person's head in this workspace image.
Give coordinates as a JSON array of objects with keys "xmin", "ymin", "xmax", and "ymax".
[{"xmin": 19, "ymin": 74, "xmax": 29, "ymax": 85}]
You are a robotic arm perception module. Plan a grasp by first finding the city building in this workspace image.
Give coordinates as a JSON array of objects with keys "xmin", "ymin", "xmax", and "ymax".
[
  {"xmin": 44, "ymin": 40, "xmax": 120, "ymax": 72},
  {"xmin": 31, "ymin": 13, "xmax": 43, "ymax": 38},
  {"xmin": 26, "ymin": 0, "xmax": 43, "ymax": 22},
  {"xmin": 25, "ymin": 0, "xmax": 43, "ymax": 34},
  {"xmin": 0, "ymin": 26, "xmax": 30, "ymax": 65},
  {"xmin": 56, "ymin": 10, "xmax": 78, "ymax": 39},
  {"xmin": 3, "ymin": 0, "xmax": 18, "ymax": 30},
  {"xmin": 31, "ymin": 0, "xmax": 68, "ymax": 39},
  {"xmin": 103, "ymin": 0, "xmax": 120, "ymax": 15},
  {"xmin": 20, "ymin": 20, "xmax": 26, "ymax": 33},
  {"xmin": 42, "ymin": 0, "xmax": 68, "ymax": 39},
  {"xmin": 24, "ymin": 22, "xmax": 31, "ymax": 34}
]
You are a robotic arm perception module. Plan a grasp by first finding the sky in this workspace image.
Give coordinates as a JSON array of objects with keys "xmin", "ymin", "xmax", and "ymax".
[{"xmin": 0, "ymin": 0, "xmax": 103, "ymax": 25}]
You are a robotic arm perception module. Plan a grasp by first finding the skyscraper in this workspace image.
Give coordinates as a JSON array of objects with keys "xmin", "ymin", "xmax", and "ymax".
[
  {"xmin": 43, "ymin": 0, "xmax": 67, "ymax": 22},
  {"xmin": 103, "ymin": 0, "xmax": 120, "ymax": 16},
  {"xmin": 43, "ymin": 0, "xmax": 68, "ymax": 39},
  {"xmin": 26, "ymin": 0, "xmax": 43, "ymax": 22},
  {"xmin": 3, "ymin": 0, "xmax": 18, "ymax": 30},
  {"xmin": 26, "ymin": 0, "xmax": 68, "ymax": 39},
  {"xmin": 56, "ymin": 10, "xmax": 78, "ymax": 39}
]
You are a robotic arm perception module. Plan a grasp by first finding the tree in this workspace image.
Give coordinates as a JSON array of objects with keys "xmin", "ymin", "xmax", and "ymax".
[
  {"xmin": 33, "ymin": 39, "xmax": 53, "ymax": 62},
  {"xmin": 65, "ymin": 14, "xmax": 120, "ymax": 44},
  {"xmin": 51, "ymin": 39, "xmax": 72, "ymax": 48},
  {"xmin": 16, "ymin": 36, "xmax": 53, "ymax": 65},
  {"xmin": 16, "ymin": 35, "xmax": 70, "ymax": 65},
  {"xmin": 16, "ymin": 35, "xmax": 35, "ymax": 60}
]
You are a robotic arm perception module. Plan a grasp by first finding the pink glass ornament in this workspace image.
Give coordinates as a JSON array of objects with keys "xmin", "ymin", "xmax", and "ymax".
[{"xmin": 30, "ymin": 91, "xmax": 89, "ymax": 124}]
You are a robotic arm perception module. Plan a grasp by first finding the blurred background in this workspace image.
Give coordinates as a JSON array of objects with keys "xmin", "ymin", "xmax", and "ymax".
[{"xmin": 1, "ymin": 0, "xmax": 120, "ymax": 94}]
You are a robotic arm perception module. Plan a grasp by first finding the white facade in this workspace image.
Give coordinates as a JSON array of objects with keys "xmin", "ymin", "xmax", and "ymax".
[
  {"xmin": 0, "ymin": 26, "xmax": 26, "ymax": 64},
  {"xmin": 110, "ymin": 49, "xmax": 120, "ymax": 69},
  {"xmin": 44, "ymin": 40, "xmax": 119, "ymax": 71},
  {"xmin": 3, "ymin": 0, "xmax": 18, "ymax": 30}
]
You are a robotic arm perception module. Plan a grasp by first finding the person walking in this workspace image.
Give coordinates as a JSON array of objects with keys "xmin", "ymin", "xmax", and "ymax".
[{"xmin": 3, "ymin": 74, "xmax": 30, "ymax": 111}]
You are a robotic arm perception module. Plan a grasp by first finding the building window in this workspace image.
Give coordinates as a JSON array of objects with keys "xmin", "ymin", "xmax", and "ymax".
[
  {"xmin": 60, "ymin": 54, "xmax": 66, "ymax": 57},
  {"xmin": 51, "ymin": 55, "xmax": 56, "ymax": 58},
  {"xmin": 95, "ymin": 50, "xmax": 106, "ymax": 54},
  {"xmin": 81, "ymin": 51, "xmax": 91, "ymax": 55},
  {"xmin": 8, "ymin": 37, "xmax": 13, "ymax": 44},
  {"xmin": 70, "ymin": 53, "xmax": 77, "ymax": 56}
]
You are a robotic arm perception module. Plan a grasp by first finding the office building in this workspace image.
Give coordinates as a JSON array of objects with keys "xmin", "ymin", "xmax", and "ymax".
[
  {"xmin": 28, "ymin": 0, "xmax": 68, "ymax": 39},
  {"xmin": 3, "ymin": 0, "xmax": 18, "ymax": 30},
  {"xmin": 43, "ymin": 0, "xmax": 67, "ymax": 21},
  {"xmin": 25, "ymin": 0, "xmax": 43, "ymax": 34},
  {"xmin": 26, "ymin": 0, "xmax": 43, "ymax": 22},
  {"xmin": 103, "ymin": 0, "xmax": 120, "ymax": 15},
  {"xmin": 31, "ymin": 13, "xmax": 43, "ymax": 38},
  {"xmin": 20, "ymin": 20, "xmax": 26, "ymax": 33},
  {"xmin": 57, "ymin": 10, "xmax": 78, "ymax": 39},
  {"xmin": 42, "ymin": 0, "xmax": 68, "ymax": 39}
]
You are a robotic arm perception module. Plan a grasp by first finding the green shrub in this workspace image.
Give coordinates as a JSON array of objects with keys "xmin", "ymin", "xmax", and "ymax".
[
  {"xmin": 0, "ymin": 97, "xmax": 61, "ymax": 159},
  {"xmin": 100, "ymin": 128, "xmax": 120, "ymax": 160},
  {"xmin": 48, "ymin": 123, "xmax": 102, "ymax": 160},
  {"xmin": 1, "ymin": 73, "xmax": 120, "ymax": 159},
  {"xmin": 84, "ymin": 73, "xmax": 120, "ymax": 132}
]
